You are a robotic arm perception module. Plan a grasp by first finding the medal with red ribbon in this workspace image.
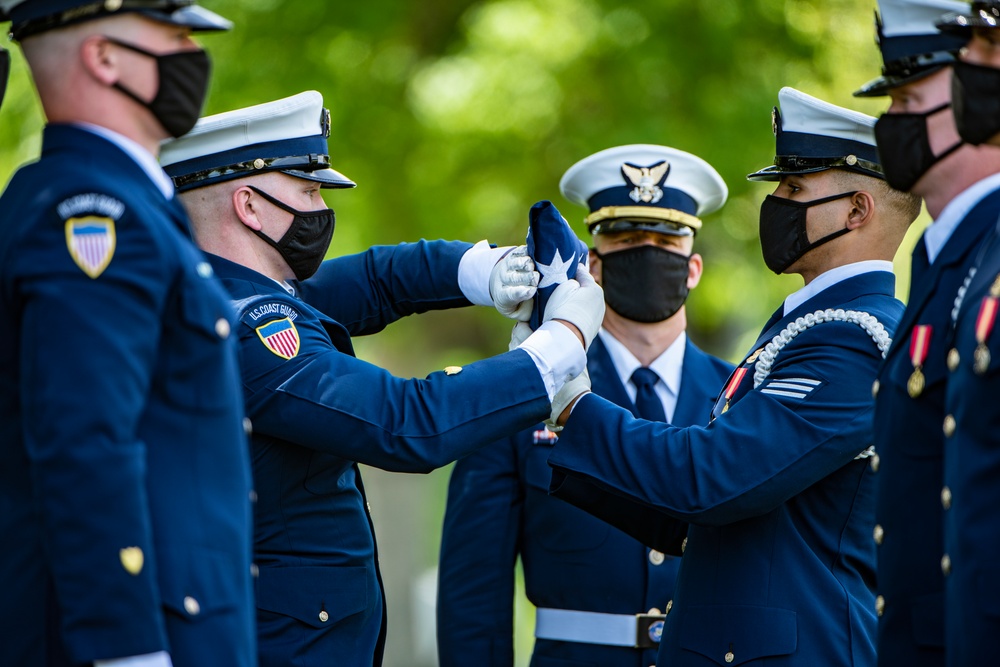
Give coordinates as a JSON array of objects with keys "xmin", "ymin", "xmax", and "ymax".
[
  {"xmin": 720, "ymin": 367, "xmax": 748, "ymax": 414},
  {"xmin": 974, "ymin": 295, "xmax": 998, "ymax": 375},
  {"xmin": 908, "ymin": 325, "xmax": 932, "ymax": 398}
]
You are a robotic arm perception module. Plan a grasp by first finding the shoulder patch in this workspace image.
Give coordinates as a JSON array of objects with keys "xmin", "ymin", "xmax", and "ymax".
[
  {"xmin": 65, "ymin": 216, "xmax": 116, "ymax": 278},
  {"xmin": 57, "ymin": 193, "xmax": 126, "ymax": 221},
  {"xmin": 241, "ymin": 300, "xmax": 302, "ymax": 326},
  {"xmin": 256, "ymin": 317, "xmax": 300, "ymax": 360}
]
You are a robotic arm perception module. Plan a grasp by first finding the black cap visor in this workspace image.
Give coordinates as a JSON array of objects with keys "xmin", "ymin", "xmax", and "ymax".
[{"xmin": 748, "ymin": 155, "xmax": 884, "ymax": 182}]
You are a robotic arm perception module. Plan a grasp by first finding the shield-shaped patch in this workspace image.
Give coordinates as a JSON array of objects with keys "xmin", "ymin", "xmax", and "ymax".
[
  {"xmin": 65, "ymin": 216, "xmax": 116, "ymax": 278},
  {"xmin": 256, "ymin": 317, "xmax": 301, "ymax": 360}
]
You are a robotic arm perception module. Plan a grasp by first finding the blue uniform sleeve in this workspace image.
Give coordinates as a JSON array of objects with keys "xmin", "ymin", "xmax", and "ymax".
[
  {"xmin": 239, "ymin": 297, "xmax": 550, "ymax": 472},
  {"xmin": 15, "ymin": 198, "xmax": 171, "ymax": 659},
  {"xmin": 549, "ymin": 321, "xmax": 881, "ymax": 527},
  {"xmin": 297, "ymin": 240, "xmax": 473, "ymax": 336},
  {"xmin": 437, "ymin": 432, "xmax": 524, "ymax": 667}
]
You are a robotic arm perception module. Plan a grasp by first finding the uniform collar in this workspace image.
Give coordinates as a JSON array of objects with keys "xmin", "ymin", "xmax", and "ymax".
[
  {"xmin": 783, "ymin": 260, "xmax": 894, "ymax": 316},
  {"xmin": 72, "ymin": 122, "xmax": 175, "ymax": 200},
  {"xmin": 925, "ymin": 171, "xmax": 1000, "ymax": 264},
  {"xmin": 597, "ymin": 328, "xmax": 686, "ymax": 400}
]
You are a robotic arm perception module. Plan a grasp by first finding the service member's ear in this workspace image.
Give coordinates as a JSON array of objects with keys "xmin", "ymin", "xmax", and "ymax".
[
  {"xmin": 687, "ymin": 253, "xmax": 703, "ymax": 290},
  {"xmin": 232, "ymin": 186, "xmax": 265, "ymax": 231},
  {"xmin": 79, "ymin": 36, "xmax": 120, "ymax": 86},
  {"xmin": 846, "ymin": 191, "xmax": 876, "ymax": 230},
  {"xmin": 588, "ymin": 247, "xmax": 601, "ymax": 284}
]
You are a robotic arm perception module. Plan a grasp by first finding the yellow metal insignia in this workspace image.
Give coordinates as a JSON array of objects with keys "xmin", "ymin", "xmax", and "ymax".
[
  {"xmin": 119, "ymin": 546, "xmax": 144, "ymax": 575},
  {"xmin": 745, "ymin": 347, "xmax": 764, "ymax": 364},
  {"xmin": 444, "ymin": 366, "xmax": 463, "ymax": 376},
  {"xmin": 65, "ymin": 216, "xmax": 116, "ymax": 278}
]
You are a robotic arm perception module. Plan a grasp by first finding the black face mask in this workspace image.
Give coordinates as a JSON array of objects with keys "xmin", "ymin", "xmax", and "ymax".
[
  {"xmin": 874, "ymin": 103, "xmax": 963, "ymax": 192},
  {"xmin": 248, "ymin": 185, "xmax": 336, "ymax": 281},
  {"xmin": 107, "ymin": 38, "xmax": 211, "ymax": 138},
  {"xmin": 952, "ymin": 60, "xmax": 1000, "ymax": 146},
  {"xmin": 594, "ymin": 244, "xmax": 691, "ymax": 323},
  {"xmin": 758, "ymin": 192, "xmax": 856, "ymax": 275}
]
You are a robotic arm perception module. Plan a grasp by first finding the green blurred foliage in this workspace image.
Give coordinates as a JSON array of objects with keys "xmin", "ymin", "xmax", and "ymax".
[{"xmin": 0, "ymin": 0, "xmax": 924, "ymax": 370}]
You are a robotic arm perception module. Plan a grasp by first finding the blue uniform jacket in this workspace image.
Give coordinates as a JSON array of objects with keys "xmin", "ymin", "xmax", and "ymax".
[
  {"xmin": 0, "ymin": 125, "xmax": 255, "ymax": 666},
  {"xmin": 437, "ymin": 336, "xmax": 732, "ymax": 667},
  {"xmin": 209, "ymin": 247, "xmax": 551, "ymax": 667},
  {"xmin": 545, "ymin": 271, "xmax": 902, "ymax": 667},
  {"xmin": 941, "ymin": 216, "xmax": 1000, "ymax": 666},
  {"xmin": 872, "ymin": 188, "xmax": 1000, "ymax": 667}
]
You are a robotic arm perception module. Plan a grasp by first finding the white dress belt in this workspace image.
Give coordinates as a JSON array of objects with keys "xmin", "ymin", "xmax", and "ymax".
[{"xmin": 534, "ymin": 607, "xmax": 665, "ymax": 648}]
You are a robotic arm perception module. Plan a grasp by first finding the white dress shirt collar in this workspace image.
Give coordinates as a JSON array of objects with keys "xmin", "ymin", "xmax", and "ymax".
[
  {"xmin": 782, "ymin": 260, "xmax": 893, "ymax": 316},
  {"xmin": 598, "ymin": 328, "xmax": 686, "ymax": 422},
  {"xmin": 73, "ymin": 122, "xmax": 175, "ymax": 200},
  {"xmin": 924, "ymin": 172, "xmax": 1000, "ymax": 264}
]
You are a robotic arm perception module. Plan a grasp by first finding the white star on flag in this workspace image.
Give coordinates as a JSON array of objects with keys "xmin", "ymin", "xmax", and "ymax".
[{"xmin": 536, "ymin": 248, "xmax": 575, "ymax": 289}]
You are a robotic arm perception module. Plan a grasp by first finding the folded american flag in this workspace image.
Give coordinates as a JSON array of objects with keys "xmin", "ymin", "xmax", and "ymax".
[{"xmin": 526, "ymin": 200, "xmax": 589, "ymax": 330}]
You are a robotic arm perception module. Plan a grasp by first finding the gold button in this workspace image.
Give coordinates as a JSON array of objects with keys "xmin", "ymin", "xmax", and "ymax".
[
  {"xmin": 243, "ymin": 417, "xmax": 253, "ymax": 436},
  {"xmin": 941, "ymin": 554, "xmax": 952, "ymax": 576},
  {"xmin": 665, "ymin": 600, "xmax": 673, "ymax": 614},
  {"xmin": 873, "ymin": 524, "xmax": 884, "ymax": 545},
  {"xmin": 649, "ymin": 550, "xmax": 665, "ymax": 565},
  {"xmin": 872, "ymin": 380, "xmax": 880, "ymax": 398},
  {"xmin": 870, "ymin": 453, "xmax": 880, "ymax": 473},
  {"xmin": 319, "ymin": 610, "xmax": 329, "ymax": 622},
  {"xmin": 444, "ymin": 366, "xmax": 463, "ymax": 376},
  {"xmin": 876, "ymin": 595, "xmax": 885, "ymax": 617},
  {"xmin": 250, "ymin": 563, "xmax": 259, "ymax": 578},
  {"xmin": 725, "ymin": 651, "xmax": 735, "ymax": 663},
  {"xmin": 647, "ymin": 607, "xmax": 661, "ymax": 615},
  {"xmin": 105, "ymin": 0, "xmax": 123, "ymax": 10},
  {"xmin": 681, "ymin": 537, "xmax": 688, "ymax": 553},
  {"xmin": 943, "ymin": 415, "xmax": 956, "ymax": 438},
  {"xmin": 941, "ymin": 486, "xmax": 952, "ymax": 510},
  {"xmin": 846, "ymin": 155, "xmax": 858, "ymax": 166},
  {"xmin": 119, "ymin": 546, "xmax": 144, "ymax": 575},
  {"xmin": 249, "ymin": 490, "xmax": 257, "ymax": 503},
  {"xmin": 184, "ymin": 596, "xmax": 201, "ymax": 616},
  {"xmin": 948, "ymin": 348, "xmax": 960, "ymax": 372},
  {"xmin": 215, "ymin": 318, "xmax": 231, "ymax": 339},
  {"xmin": 253, "ymin": 158, "xmax": 266, "ymax": 170}
]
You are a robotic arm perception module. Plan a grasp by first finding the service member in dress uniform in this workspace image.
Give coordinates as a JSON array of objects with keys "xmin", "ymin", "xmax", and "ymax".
[
  {"xmin": 539, "ymin": 89, "xmax": 923, "ymax": 666},
  {"xmin": 436, "ymin": 145, "xmax": 734, "ymax": 667},
  {"xmin": 158, "ymin": 91, "xmax": 605, "ymax": 667},
  {"xmin": 0, "ymin": 2, "xmax": 255, "ymax": 667},
  {"xmin": 855, "ymin": 1, "xmax": 1000, "ymax": 665},
  {"xmin": 928, "ymin": 3, "xmax": 1000, "ymax": 664}
]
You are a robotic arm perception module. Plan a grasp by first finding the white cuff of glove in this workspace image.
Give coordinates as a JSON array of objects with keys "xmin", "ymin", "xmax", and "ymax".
[
  {"xmin": 544, "ymin": 369, "xmax": 590, "ymax": 431},
  {"xmin": 95, "ymin": 651, "xmax": 173, "ymax": 667},
  {"xmin": 458, "ymin": 240, "xmax": 513, "ymax": 307},
  {"xmin": 518, "ymin": 321, "xmax": 587, "ymax": 401}
]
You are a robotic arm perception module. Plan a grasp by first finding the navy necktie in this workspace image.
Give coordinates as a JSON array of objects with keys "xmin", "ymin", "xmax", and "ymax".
[{"xmin": 631, "ymin": 367, "xmax": 667, "ymax": 422}]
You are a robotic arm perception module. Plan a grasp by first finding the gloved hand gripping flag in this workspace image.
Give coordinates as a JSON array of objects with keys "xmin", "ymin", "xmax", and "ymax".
[{"xmin": 526, "ymin": 200, "xmax": 590, "ymax": 330}]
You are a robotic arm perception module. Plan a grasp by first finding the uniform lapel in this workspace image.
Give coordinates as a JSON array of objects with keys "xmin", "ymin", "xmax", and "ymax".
[
  {"xmin": 673, "ymin": 343, "xmax": 717, "ymax": 427},
  {"xmin": 588, "ymin": 336, "xmax": 640, "ymax": 417}
]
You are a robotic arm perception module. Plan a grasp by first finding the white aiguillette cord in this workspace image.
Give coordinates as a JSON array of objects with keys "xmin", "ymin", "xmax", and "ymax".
[{"xmin": 752, "ymin": 308, "xmax": 891, "ymax": 461}]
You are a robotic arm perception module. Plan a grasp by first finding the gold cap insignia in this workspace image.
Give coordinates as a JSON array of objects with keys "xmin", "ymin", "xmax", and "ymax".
[
  {"xmin": 119, "ymin": 546, "xmax": 144, "ymax": 576},
  {"xmin": 621, "ymin": 161, "xmax": 670, "ymax": 204},
  {"xmin": 444, "ymin": 366, "xmax": 463, "ymax": 376}
]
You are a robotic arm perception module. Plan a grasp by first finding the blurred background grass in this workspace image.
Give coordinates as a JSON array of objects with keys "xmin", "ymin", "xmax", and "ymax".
[{"xmin": 0, "ymin": 1, "xmax": 928, "ymax": 664}]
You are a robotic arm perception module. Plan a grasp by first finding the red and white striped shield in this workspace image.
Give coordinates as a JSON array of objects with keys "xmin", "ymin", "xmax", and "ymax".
[{"xmin": 256, "ymin": 317, "xmax": 301, "ymax": 360}]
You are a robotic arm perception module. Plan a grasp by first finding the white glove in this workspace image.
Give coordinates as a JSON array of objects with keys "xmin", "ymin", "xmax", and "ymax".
[
  {"xmin": 543, "ymin": 265, "xmax": 605, "ymax": 350},
  {"xmin": 544, "ymin": 368, "xmax": 591, "ymax": 432},
  {"xmin": 490, "ymin": 246, "xmax": 539, "ymax": 321},
  {"xmin": 509, "ymin": 321, "xmax": 533, "ymax": 351}
]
